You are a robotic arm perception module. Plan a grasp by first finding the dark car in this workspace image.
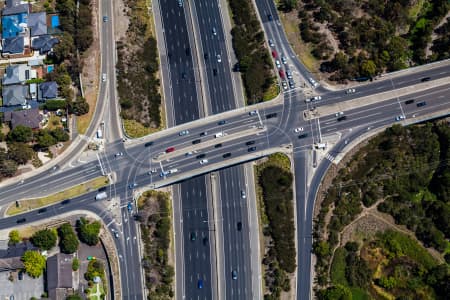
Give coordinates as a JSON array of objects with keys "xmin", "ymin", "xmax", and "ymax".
[
  {"xmin": 405, "ymin": 99, "xmax": 415, "ymax": 105},
  {"xmin": 196, "ymin": 154, "xmax": 206, "ymax": 159},
  {"xmin": 213, "ymin": 68, "xmax": 218, "ymax": 76},
  {"xmin": 200, "ymin": 131, "xmax": 208, "ymax": 136},
  {"xmin": 192, "ymin": 139, "xmax": 201, "ymax": 145},
  {"xmin": 203, "ymin": 236, "xmax": 209, "ymax": 245},
  {"xmin": 218, "ymin": 120, "xmax": 227, "ymax": 125},
  {"xmin": 61, "ymin": 199, "xmax": 71, "ymax": 205},
  {"xmin": 185, "ymin": 47, "xmax": 191, "ymax": 56},
  {"xmin": 337, "ymin": 116, "xmax": 347, "ymax": 122},
  {"xmin": 190, "ymin": 232, "xmax": 197, "ymax": 241},
  {"xmin": 420, "ymin": 77, "xmax": 431, "ymax": 82},
  {"xmin": 214, "ymin": 143, "xmax": 222, "ymax": 148},
  {"xmin": 223, "ymin": 152, "xmax": 231, "ymax": 158},
  {"xmin": 416, "ymin": 101, "xmax": 427, "ymax": 107},
  {"xmin": 265, "ymin": 113, "xmax": 277, "ymax": 119},
  {"xmin": 267, "ymin": 14, "xmax": 273, "ymax": 21},
  {"xmin": 18, "ymin": 271, "xmax": 23, "ymax": 280},
  {"xmin": 246, "ymin": 140, "xmax": 255, "ymax": 146},
  {"xmin": 298, "ymin": 133, "xmax": 308, "ymax": 139},
  {"xmin": 181, "ymin": 72, "xmax": 187, "ymax": 79},
  {"xmin": 198, "ymin": 279, "xmax": 203, "ymax": 289},
  {"xmin": 144, "ymin": 141, "xmax": 153, "ymax": 147},
  {"xmin": 248, "ymin": 147, "xmax": 257, "ymax": 152},
  {"xmin": 232, "ymin": 270, "xmax": 238, "ymax": 280},
  {"xmin": 98, "ymin": 186, "xmax": 107, "ymax": 192},
  {"xmin": 237, "ymin": 222, "xmax": 242, "ymax": 231},
  {"xmin": 37, "ymin": 208, "xmax": 47, "ymax": 214},
  {"xmin": 16, "ymin": 218, "xmax": 26, "ymax": 224},
  {"xmin": 204, "ymin": 53, "xmax": 209, "ymax": 60}
]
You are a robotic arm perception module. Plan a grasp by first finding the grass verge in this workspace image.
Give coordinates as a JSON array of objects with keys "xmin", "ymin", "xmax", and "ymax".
[
  {"xmin": 6, "ymin": 176, "xmax": 109, "ymax": 216},
  {"xmin": 123, "ymin": 119, "xmax": 160, "ymax": 138},
  {"xmin": 262, "ymin": 82, "xmax": 280, "ymax": 101}
]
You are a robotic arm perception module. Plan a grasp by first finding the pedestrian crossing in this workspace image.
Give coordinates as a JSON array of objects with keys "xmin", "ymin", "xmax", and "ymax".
[{"xmin": 325, "ymin": 153, "xmax": 335, "ymax": 162}]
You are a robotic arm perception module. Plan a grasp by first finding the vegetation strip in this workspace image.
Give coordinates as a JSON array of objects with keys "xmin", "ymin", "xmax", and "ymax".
[
  {"xmin": 6, "ymin": 176, "xmax": 109, "ymax": 215},
  {"xmin": 137, "ymin": 191, "xmax": 175, "ymax": 298},
  {"xmin": 228, "ymin": 0, "xmax": 276, "ymax": 104},
  {"xmin": 117, "ymin": 0, "xmax": 162, "ymax": 137},
  {"xmin": 256, "ymin": 153, "xmax": 296, "ymax": 299}
]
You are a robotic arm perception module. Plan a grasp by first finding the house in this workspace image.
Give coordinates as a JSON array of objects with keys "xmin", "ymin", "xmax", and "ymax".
[
  {"xmin": 1, "ymin": 13, "xmax": 27, "ymax": 38},
  {"xmin": 31, "ymin": 35, "xmax": 59, "ymax": 54},
  {"xmin": 2, "ymin": 64, "xmax": 34, "ymax": 85},
  {"xmin": 0, "ymin": 241, "xmax": 36, "ymax": 272},
  {"xmin": 2, "ymin": 0, "xmax": 29, "ymax": 16},
  {"xmin": 4, "ymin": 108, "xmax": 42, "ymax": 129},
  {"xmin": 2, "ymin": 84, "xmax": 28, "ymax": 106},
  {"xmin": 2, "ymin": 36, "xmax": 25, "ymax": 54},
  {"xmin": 46, "ymin": 253, "xmax": 74, "ymax": 300},
  {"xmin": 28, "ymin": 12, "xmax": 47, "ymax": 37},
  {"xmin": 39, "ymin": 81, "xmax": 58, "ymax": 100}
]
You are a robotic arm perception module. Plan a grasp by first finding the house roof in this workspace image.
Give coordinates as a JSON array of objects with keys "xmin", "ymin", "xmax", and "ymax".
[
  {"xmin": 0, "ymin": 257, "xmax": 23, "ymax": 272},
  {"xmin": 7, "ymin": 108, "xmax": 42, "ymax": 129},
  {"xmin": 2, "ymin": 0, "xmax": 29, "ymax": 16},
  {"xmin": 1, "ymin": 13, "xmax": 27, "ymax": 38},
  {"xmin": 2, "ymin": 36, "xmax": 25, "ymax": 54},
  {"xmin": 2, "ymin": 84, "xmax": 28, "ymax": 106},
  {"xmin": 31, "ymin": 35, "xmax": 59, "ymax": 54},
  {"xmin": 3, "ymin": 64, "xmax": 30, "ymax": 85},
  {"xmin": 46, "ymin": 253, "xmax": 73, "ymax": 291},
  {"xmin": 28, "ymin": 12, "xmax": 47, "ymax": 36},
  {"xmin": 39, "ymin": 81, "xmax": 58, "ymax": 99}
]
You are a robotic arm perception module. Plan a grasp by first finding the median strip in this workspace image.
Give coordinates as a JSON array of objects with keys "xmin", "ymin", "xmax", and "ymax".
[{"xmin": 6, "ymin": 176, "xmax": 110, "ymax": 216}]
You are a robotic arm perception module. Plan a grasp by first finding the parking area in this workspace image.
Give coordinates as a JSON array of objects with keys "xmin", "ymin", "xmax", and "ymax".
[
  {"xmin": 0, "ymin": 270, "xmax": 44, "ymax": 300},
  {"xmin": 77, "ymin": 243, "xmax": 108, "ymax": 294}
]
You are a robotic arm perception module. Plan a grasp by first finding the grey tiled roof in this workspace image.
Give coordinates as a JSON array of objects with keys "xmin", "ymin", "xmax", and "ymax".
[
  {"xmin": 39, "ymin": 81, "xmax": 58, "ymax": 99},
  {"xmin": 7, "ymin": 108, "xmax": 42, "ymax": 129},
  {"xmin": 2, "ymin": 84, "xmax": 28, "ymax": 106},
  {"xmin": 2, "ymin": 64, "xmax": 29, "ymax": 85},
  {"xmin": 2, "ymin": 0, "xmax": 28, "ymax": 16},
  {"xmin": 46, "ymin": 253, "xmax": 73, "ymax": 290},
  {"xmin": 2, "ymin": 36, "xmax": 24, "ymax": 54},
  {"xmin": 28, "ymin": 12, "xmax": 47, "ymax": 36},
  {"xmin": 31, "ymin": 35, "xmax": 59, "ymax": 54}
]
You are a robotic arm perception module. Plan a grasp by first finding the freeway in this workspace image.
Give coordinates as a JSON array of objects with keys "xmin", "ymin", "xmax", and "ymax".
[{"xmin": 189, "ymin": 0, "xmax": 255, "ymax": 298}]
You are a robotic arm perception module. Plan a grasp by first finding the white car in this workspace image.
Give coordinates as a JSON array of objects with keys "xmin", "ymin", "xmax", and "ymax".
[
  {"xmin": 282, "ymin": 81, "xmax": 288, "ymax": 90},
  {"xmin": 179, "ymin": 130, "xmax": 189, "ymax": 136},
  {"xmin": 241, "ymin": 190, "xmax": 246, "ymax": 199},
  {"xmin": 185, "ymin": 151, "xmax": 193, "ymax": 156},
  {"xmin": 200, "ymin": 159, "xmax": 209, "ymax": 165},
  {"xmin": 281, "ymin": 56, "xmax": 287, "ymax": 64},
  {"xmin": 275, "ymin": 60, "xmax": 281, "ymax": 68},
  {"xmin": 102, "ymin": 73, "xmax": 106, "ymax": 82},
  {"xmin": 346, "ymin": 88, "xmax": 356, "ymax": 94},
  {"xmin": 335, "ymin": 112, "xmax": 344, "ymax": 117},
  {"xmin": 248, "ymin": 110, "xmax": 257, "ymax": 116},
  {"xmin": 147, "ymin": 169, "xmax": 158, "ymax": 175},
  {"xmin": 216, "ymin": 54, "xmax": 222, "ymax": 62},
  {"xmin": 115, "ymin": 152, "xmax": 124, "ymax": 157},
  {"xmin": 294, "ymin": 127, "xmax": 304, "ymax": 133},
  {"xmin": 308, "ymin": 77, "xmax": 319, "ymax": 88},
  {"xmin": 395, "ymin": 115, "xmax": 405, "ymax": 121},
  {"xmin": 286, "ymin": 70, "xmax": 293, "ymax": 79},
  {"xmin": 212, "ymin": 27, "xmax": 217, "ymax": 35},
  {"xmin": 311, "ymin": 96, "xmax": 322, "ymax": 101}
]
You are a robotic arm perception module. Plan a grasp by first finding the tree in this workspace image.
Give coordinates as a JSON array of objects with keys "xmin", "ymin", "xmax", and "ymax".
[
  {"xmin": 7, "ymin": 125, "xmax": 33, "ymax": 143},
  {"xmin": 58, "ymin": 223, "xmax": 79, "ymax": 254},
  {"xmin": 361, "ymin": 60, "xmax": 377, "ymax": 77},
  {"xmin": 7, "ymin": 143, "xmax": 34, "ymax": 165},
  {"xmin": 51, "ymin": 128, "xmax": 70, "ymax": 142},
  {"xmin": 36, "ymin": 130, "xmax": 57, "ymax": 149},
  {"xmin": 0, "ymin": 159, "xmax": 18, "ymax": 177},
  {"xmin": 66, "ymin": 295, "xmax": 83, "ymax": 300},
  {"xmin": 76, "ymin": 217, "xmax": 101, "ymax": 246},
  {"xmin": 8, "ymin": 230, "xmax": 20, "ymax": 245},
  {"xmin": 30, "ymin": 229, "xmax": 57, "ymax": 250},
  {"xmin": 22, "ymin": 250, "xmax": 46, "ymax": 278},
  {"xmin": 72, "ymin": 258, "xmax": 79, "ymax": 271},
  {"xmin": 69, "ymin": 100, "xmax": 89, "ymax": 116}
]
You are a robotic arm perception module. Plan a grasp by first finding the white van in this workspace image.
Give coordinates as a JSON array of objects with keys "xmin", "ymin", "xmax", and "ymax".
[
  {"xmin": 214, "ymin": 132, "xmax": 223, "ymax": 138},
  {"xmin": 169, "ymin": 168, "xmax": 179, "ymax": 174}
]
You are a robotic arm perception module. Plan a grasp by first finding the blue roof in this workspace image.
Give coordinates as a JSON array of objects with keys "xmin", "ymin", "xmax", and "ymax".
[
  {"xmin": 51, "ymin": 15, "xmax": 59, "ymax": 27},
  {"xmin": 2, "ymin": 13, "xmax": 27, "ymax": 38}
]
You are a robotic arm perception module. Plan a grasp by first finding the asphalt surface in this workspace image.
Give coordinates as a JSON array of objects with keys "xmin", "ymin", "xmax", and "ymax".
[{"xmin": 156, "ymin": 0, "xmax": 214, "ymax": 299}]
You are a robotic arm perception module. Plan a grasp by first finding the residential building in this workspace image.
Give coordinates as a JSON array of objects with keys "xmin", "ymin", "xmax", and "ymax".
[
  {"xmin": 2, "ymin": 36, "xmax": 25, "ymax": 54},
  {"xmin": 39, "ymin": 81, "xmax": 58, "ymax": 100},
  {"xmin": 2, "ymin": 0, "xmax": 29, "ymax": 17},
  {"xmin": 2, "ymin": 84, "xmax": 28, "ymax": 106},
  {"xmin": 28, "ymin": 12, "xmax": 47, "ymax": 36},
  {"xmin": 31, "ymin": 35, "xmax": 59, "ymax": 54},
  {"xmin": 2, "ymin": 64, "xmax": 34, "ymax": 85},
  {"xmin": 46, "ymin": 253, "xmax": 74, "ymax": 300},
  {"xmin": 4, "ymin": 108, "xmax": 42, "ymax": 129}
]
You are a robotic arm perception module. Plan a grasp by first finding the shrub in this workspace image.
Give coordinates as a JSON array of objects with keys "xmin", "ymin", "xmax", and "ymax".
[{"xmin": 30, "ymin": 229, "xmax": 57, "ymax": 250}]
